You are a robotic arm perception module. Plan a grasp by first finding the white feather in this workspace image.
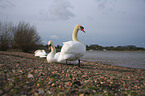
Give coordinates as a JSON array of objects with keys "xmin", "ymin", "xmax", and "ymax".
[
  {"xmin": 34, "ymin": 50, "xmax": 47, "ymax": 58},
  {"xmin": 57, "ymin": 41, "xmax": 86, "ymax": 62}
]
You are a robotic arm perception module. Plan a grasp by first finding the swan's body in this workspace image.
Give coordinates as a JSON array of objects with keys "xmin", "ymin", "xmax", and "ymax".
[
  {"xmin": 57, "ymin": 25, "xmax": 86, "ymax": 67},
  {"xmin": 58, "ymin": 41, "xmax": 86, "ymax": 61},
  {"xmin": 46, "ymin": 41, "xmax": 60, "ymax": 63},
  {"xmin": 34, "ymin": 50, "xmax": 47, "ymax": 58}
]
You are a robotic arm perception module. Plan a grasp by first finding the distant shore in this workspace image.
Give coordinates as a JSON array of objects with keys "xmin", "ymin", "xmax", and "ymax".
[{"xmin": 0, "ymin": 51, "xmax": 145, "ymax": 95}]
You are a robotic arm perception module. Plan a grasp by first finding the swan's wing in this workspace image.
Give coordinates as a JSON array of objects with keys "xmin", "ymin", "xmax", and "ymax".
[
  {"xmin": 61, "ymin": 41, "xmax": 86, "ymax": 55},
  {"xmin": 53, "ymin": 52, "xmax": 60, "ymax": 62},
  {"xmin": 54, "ymin": 52, "xmax": 60, "ymax": 59},
  {"xmin": 35, "ymin": 50, "xmax": 47, "ymax": 57},
  {"xmin": 47, "ymin": 52, "xmax": 55, "ymax": 63},
  {"xmin": 34, "ymin": 50, "xmax": 39, "ymax": 54},
  {"xmin": 42, "ymin": 50, "xmax": 47, "ymax": 55},
  {"xmin": 35, "ymin": 50, "xmax": 42, "ymax": 57},
  {"xmin": 57, "ymin": 41, "xmax": 86, "ymax": 62},
  {"xmin": 55, "ymin": 52, "xmax": 66, "ymax": 63},
  {"xmin": 40, "ymin": 55, "xmax": 47, "ymax": 58}
]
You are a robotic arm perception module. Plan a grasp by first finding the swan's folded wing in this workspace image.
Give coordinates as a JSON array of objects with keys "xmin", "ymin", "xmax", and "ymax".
[
  {"xmin": 57, "ymin": 41, "xmax": 86, "ymax": 62},
  {"xmin": 42, "ymin": 50, "xmax": 47, "ymax": 55},
  {"xmin": 35, "ymin": 51, "xmax": 41, "ymax": 57},
  {"xmin": 53, "ymin": 52, "xmax": 60, "ymax": 62},
  {"xmin": 40, "ymin": 55, "xmax": 47, "ymax": 58},
  {"xmin": 35, "ymin": 50, "xmax": 47, "ymax": 57},
  {"xmin": 61, "ymin": 41, "xmax": 86, "ymax": 55}
]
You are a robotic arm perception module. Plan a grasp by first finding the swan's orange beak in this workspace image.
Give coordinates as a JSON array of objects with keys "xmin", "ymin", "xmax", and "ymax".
[
  {"xmin": 48, "ymin": 46, "xmax": 51, "ymax": 50},
  {"xmin": 81, "ymin": 28, "xmax": 85, "ymax": 33}
]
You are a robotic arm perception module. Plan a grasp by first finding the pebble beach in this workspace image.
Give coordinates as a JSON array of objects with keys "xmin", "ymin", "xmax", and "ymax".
[{"xmin": 0, "ymin": 51, "xmax": 145, "ymax": 96}]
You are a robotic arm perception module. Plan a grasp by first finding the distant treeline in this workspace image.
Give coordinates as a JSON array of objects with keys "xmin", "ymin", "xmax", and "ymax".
[
  {"xmin": 86, "ymin": 44, "xmax": 145, "ymax": 51},
  {"xmin": 43, "ymin": 44, "xmax": 145, "ymax": 52}
]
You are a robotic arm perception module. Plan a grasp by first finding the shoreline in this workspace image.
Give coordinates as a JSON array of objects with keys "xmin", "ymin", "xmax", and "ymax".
[
  {"xmin": 87, "ymin": 50, "xmax": 145, "ymax": 52},
  {"xmin": 0, "ymin": 51, "xmax": 145, "ymax": 95},
  {"xmin": 1, "ymin": 51, "xmax": 145, "ymax": 70},
  {"xmin": 82, "ymin": 50, "xmax": 145, "ymax": 69},
  {"xmin": 82, "ymin": 59, "xmax": 145, "ymax": 70}
]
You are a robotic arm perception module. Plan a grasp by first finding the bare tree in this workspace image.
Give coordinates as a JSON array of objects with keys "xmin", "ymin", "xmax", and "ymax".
[
  {"xmin": 0, "ymin": 21, "xmax": 13, "ymax": 51},
  {"xmin": 12, "ymin": 21, "xmax": 41, "ymax": 52}
]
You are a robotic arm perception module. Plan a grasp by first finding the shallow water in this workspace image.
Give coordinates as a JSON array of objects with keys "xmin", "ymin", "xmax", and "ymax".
[{"xmin": 82, "ymin": 51, "xmax": 145, "ymax": 69}]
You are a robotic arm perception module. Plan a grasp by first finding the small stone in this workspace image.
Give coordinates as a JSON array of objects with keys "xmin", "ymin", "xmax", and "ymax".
[
  {"xmin": 79, "ymin": 94, "xmax": 84, "ymax": 96},
  {"xmin": 100, "ymin": 81, "xmax": 104, "ymax": 84},
  {"xmin": 21, "ymin": 95, "xmax": 27, "ymax": 96},
  {"xmin": 26, "ymin": 81, "xmax": 35, "ymax": 86},
  {"xmin": 18, "ymin": 70, "xmax": 23, "ymax": 73},
  {"xmin": 38, "ymin": 88, "xmax": 44, "ymax": 94},
  {"xmin": 51, "ymin": 83, "xmax": 56, "ymax": 87},
  {"xmin": 69, "ymin": 83, "xmax": 72, "ymax": 87},
  {"xmin": 0, "ymin": 89, "xmax": 4, "ymax": 95},
  {"xmin": 46, "ymin": 90, "xmax": 52, "ymax": 94},
  {"xmin": 28, "ymin": 74, "xmax": 34, "ymax": 78},
  {"xmin": 12, "ymin": 70, "xmax": 15, "ymax": 73},
  {"xmin": 65, "ymin": 82, "xmax": 70, "ymax": 85},
  {"xmin": 92, "ymin": 90, "xmax": 96, "ymax": 93},
  {"xmin": 37, "ymin": 83, "xmax": 40, "ymax": 87},
  {"xmin": 34, "ymin": 92, "xmax": 39, "ymax": 96},
  {"xmin": 73, "ymin": 81, "xmax": 81, "ymax": 86}
]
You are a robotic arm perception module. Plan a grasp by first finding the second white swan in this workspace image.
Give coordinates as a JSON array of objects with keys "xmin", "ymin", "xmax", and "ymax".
[{"xmin": 46, "ymin": 41, "xmax": 60, "ymax": 63}]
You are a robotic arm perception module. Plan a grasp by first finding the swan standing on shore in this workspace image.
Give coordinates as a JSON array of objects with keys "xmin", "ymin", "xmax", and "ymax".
[
  {"xmin": 57, "ymin": 25, "xmax": 86, "ymax": 67},
  {"xmin": 34, "ymin": 50, "xmax": 47, "ymax": 58},
  {"xmin": 46, "ymin": 41, "xmax": 60, "ymax": 63}
]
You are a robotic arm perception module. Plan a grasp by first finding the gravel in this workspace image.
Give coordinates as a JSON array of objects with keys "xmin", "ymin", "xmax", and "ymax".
[{"xmin": 0, "ymin": 51, "xmax": 145, "ymax": 96}]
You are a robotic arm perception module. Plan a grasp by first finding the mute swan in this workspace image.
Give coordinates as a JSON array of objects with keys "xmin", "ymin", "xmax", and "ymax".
[
  {"xmin": 46, "ymin": 40, "xmax": 78, "ymax": 64},
  {"xmin": 57, "ymin": 25, "xmax": 86, "ymax": 67},
  {"xmin": 34, "ymin": 50, "xmax": 47, "ymax": 58},
  {"xmin": 46, "ymin": 41, "xmax": 60, "ymax": 63}
]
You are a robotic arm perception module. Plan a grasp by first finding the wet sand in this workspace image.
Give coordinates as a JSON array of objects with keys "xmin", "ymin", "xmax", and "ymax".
[{"xmin": 0, "ymin": 51, "xmax": 145, "ymax": 95}]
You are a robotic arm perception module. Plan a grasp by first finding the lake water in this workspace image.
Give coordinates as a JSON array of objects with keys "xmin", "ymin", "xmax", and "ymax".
[{"xmin": 81, "ymin": 51, "xmax": 145, "ymax": 69}]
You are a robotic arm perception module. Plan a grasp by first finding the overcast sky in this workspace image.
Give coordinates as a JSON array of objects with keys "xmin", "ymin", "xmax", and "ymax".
[{"xmin": 0, "ymin": 0, "xmax": 145, "ymax": 47}]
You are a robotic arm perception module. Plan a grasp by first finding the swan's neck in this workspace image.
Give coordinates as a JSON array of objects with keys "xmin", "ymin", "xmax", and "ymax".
[
  {"xmin": 51, "ymin": 45, "xmax": 56, "ymax": 54},
  {"xmin": 72, "ymin": 27, "xmax": 79, "ymax": 41}
]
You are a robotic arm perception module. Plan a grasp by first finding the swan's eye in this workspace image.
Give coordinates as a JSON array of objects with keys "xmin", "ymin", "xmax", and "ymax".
[
  {"xmin": 80, "ymin": 26, "xmax": 84, "ymax": 29},
  {"xmin": 80, "ymin": 26, "xmax": 85, "ymax": 32},
  {"xmin": 48, "ymin": 44, "xmax": 51, "ymax": 47}
]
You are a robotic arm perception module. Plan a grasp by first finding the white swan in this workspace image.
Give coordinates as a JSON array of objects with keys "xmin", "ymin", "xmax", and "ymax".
[
  {"xmin": 34, "ymin": 50, "xmax": 47, "ymax": 58},
  {"xmin": 46, "ymin": 41, "xmax": 60, "ymax": 63},
  {"xmin": 57, "ymin": 25, "xmax": 86, "ymax": 67}
]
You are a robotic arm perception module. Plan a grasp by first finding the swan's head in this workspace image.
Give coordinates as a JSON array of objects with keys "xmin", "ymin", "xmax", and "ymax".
[
  {"xmin": 48, "ymin": 40, "xmax": 53, "ymax": 50},
  {"xmin": 76, "ymin": 25, "xmax": 85, "ymax": 33}
]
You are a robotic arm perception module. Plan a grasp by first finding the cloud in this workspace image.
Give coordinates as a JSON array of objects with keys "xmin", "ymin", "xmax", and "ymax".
[
  {"xmin": 49, "ymin": 35, "xmax": 59, "ymax": 39},
  {"xmin": 0, "ymin": 0, "xmax": 75, "ymax": 21},
  {"xmin": 94, "ymin": 0, "xmax": 114, "ymax": 10},
  {"xmin": 0, "ymin": 0, "xmax": 15, "ymax": 9},
  {"xmin": 47, "ymin": 0, "xmax": 75, "ymax": 20},
  {"xmin": 95, "ymin": 0, "xmax": 107, "ymax": 9},
  {"xmin": 41, "ymin": 41, "xmax": 47, "ymax": 45},
  {"xmin": 98, "ymin": 3, "xmax": 105, "ymax": 9}
]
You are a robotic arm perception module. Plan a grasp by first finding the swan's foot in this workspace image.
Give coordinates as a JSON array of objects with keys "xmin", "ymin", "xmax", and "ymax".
[{"xmin": 78, "ymin": 59, "xmax": 80, "ymax": 67}]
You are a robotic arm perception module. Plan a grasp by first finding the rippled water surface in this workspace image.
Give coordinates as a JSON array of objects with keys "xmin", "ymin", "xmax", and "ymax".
[{"xmin": 82, "ymin": 51, "xmax": 145, "ymax": 69}]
